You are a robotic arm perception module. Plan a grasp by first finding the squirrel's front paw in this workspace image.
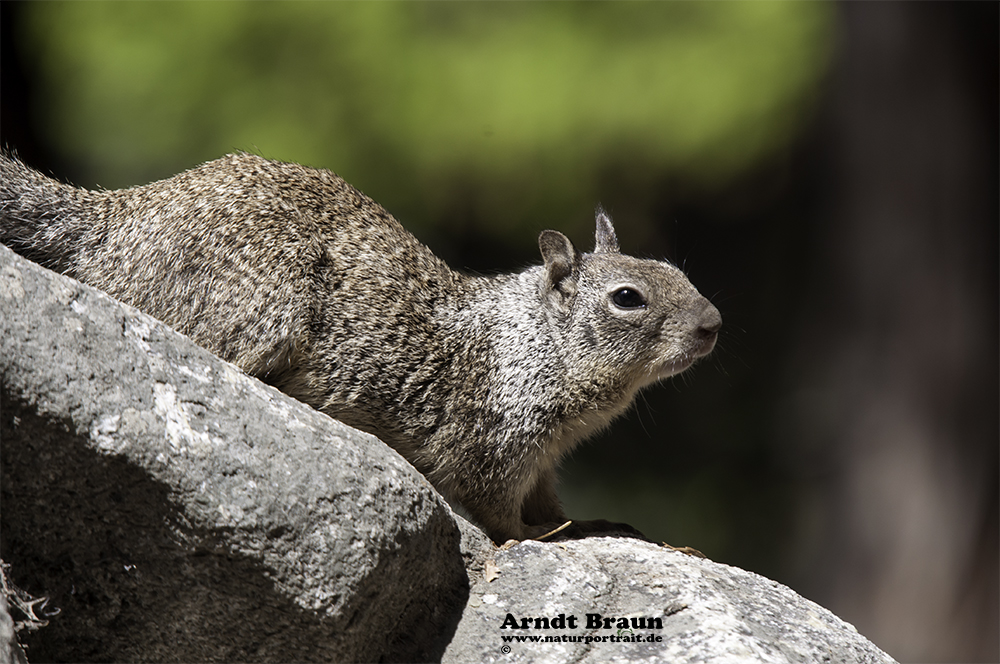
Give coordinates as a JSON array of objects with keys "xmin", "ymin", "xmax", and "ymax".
[{"xmin": 528, "ymin": 519, "xmax": 650, "ymax": 542}]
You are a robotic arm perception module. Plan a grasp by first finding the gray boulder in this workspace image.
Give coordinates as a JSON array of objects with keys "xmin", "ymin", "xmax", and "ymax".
[
  {"xmin": 444, "ymin": 538, "xmax": 897, "ymax": 663},
  {"xmin": 0, "ymin": 244, "xmax": 483, "ymax": 662}
]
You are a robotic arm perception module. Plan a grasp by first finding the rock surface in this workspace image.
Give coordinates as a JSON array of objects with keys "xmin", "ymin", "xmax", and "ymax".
[
  {"xmin": 0, "ymin": 244, "xmax": 481, "ymax": 662},
  {"xmin": 0, "ymin": 243, "xmax": 895, "ymax": 663},
  {"xmin": 444, "ymin": 538, "xmax": 897, "ymax": 664}
]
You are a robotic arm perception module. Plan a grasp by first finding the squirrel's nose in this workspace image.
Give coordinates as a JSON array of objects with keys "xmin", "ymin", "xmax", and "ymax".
[
  {"xmin": 698, "ymin": 300, "xmax": 722, "ymax": 336},
  {"xmin": 693, "ymin": 299, "xmax": 722, "ymax": 354}
]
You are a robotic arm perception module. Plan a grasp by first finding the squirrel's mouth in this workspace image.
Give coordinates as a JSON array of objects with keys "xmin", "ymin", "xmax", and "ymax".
[
  {"xmin": 696, "ymin": 329, "xmax": 719, "ymax": 357},
  {"xmin": 651, "ymin": 331, "xmax": 718, "ymax": 381}
]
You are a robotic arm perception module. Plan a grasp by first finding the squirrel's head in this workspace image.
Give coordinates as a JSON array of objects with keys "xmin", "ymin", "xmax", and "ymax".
[{"xmin": 538, "ymin": 209, "xmax": 721, "ymax": 394}]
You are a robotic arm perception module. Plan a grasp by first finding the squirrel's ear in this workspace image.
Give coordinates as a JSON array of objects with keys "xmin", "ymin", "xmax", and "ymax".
[
  {"xmin": 538, "ymin": 230, "xmax": 580, "ymax": 307},
  {"xmin": 594, "ymin": 207, "xmax": 619, "ymax": 254}
]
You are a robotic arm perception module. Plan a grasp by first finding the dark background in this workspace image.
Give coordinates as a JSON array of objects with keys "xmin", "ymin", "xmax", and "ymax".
[{"xmin": 3, "ymin": 2, "xmax": 996, "ymax": 661}]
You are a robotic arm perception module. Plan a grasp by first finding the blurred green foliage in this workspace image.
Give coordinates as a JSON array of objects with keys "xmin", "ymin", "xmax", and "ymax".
[{"xmin": 19, "ymin": 1, "xmax": 832, "ymax": 243}]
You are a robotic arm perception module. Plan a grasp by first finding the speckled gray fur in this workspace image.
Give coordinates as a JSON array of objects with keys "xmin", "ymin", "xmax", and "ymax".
[{"xmin": 0, "ymin": 152, "xmax": 721, "ymax": 543}]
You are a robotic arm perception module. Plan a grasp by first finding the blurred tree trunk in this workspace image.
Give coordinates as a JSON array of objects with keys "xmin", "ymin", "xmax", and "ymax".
[{"xmin": 789, "ymin": 3, "xmax": 998, "ymax": 661}]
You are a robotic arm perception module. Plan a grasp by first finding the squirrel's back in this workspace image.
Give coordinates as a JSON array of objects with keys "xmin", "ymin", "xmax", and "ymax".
[{"xmin": 1, "ymin": 152, "xmax": 460, "ymax": 383}]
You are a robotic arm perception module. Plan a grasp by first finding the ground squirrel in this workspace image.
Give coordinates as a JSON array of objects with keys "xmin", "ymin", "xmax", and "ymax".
[{"xmin": 0, "ymin": 152, "xmax": 721, "ymax": 544}]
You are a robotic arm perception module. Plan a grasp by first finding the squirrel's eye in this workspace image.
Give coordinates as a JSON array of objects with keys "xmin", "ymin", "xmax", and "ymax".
[{"xmin": 611, "ymin": 288, "xmax": 646, "ymax": 309}]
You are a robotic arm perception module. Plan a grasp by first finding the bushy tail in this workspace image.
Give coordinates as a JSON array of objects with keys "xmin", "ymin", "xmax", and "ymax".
[{"xmin": 0, "ymin": 151, "xmax": 99, "ymax": 273}]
